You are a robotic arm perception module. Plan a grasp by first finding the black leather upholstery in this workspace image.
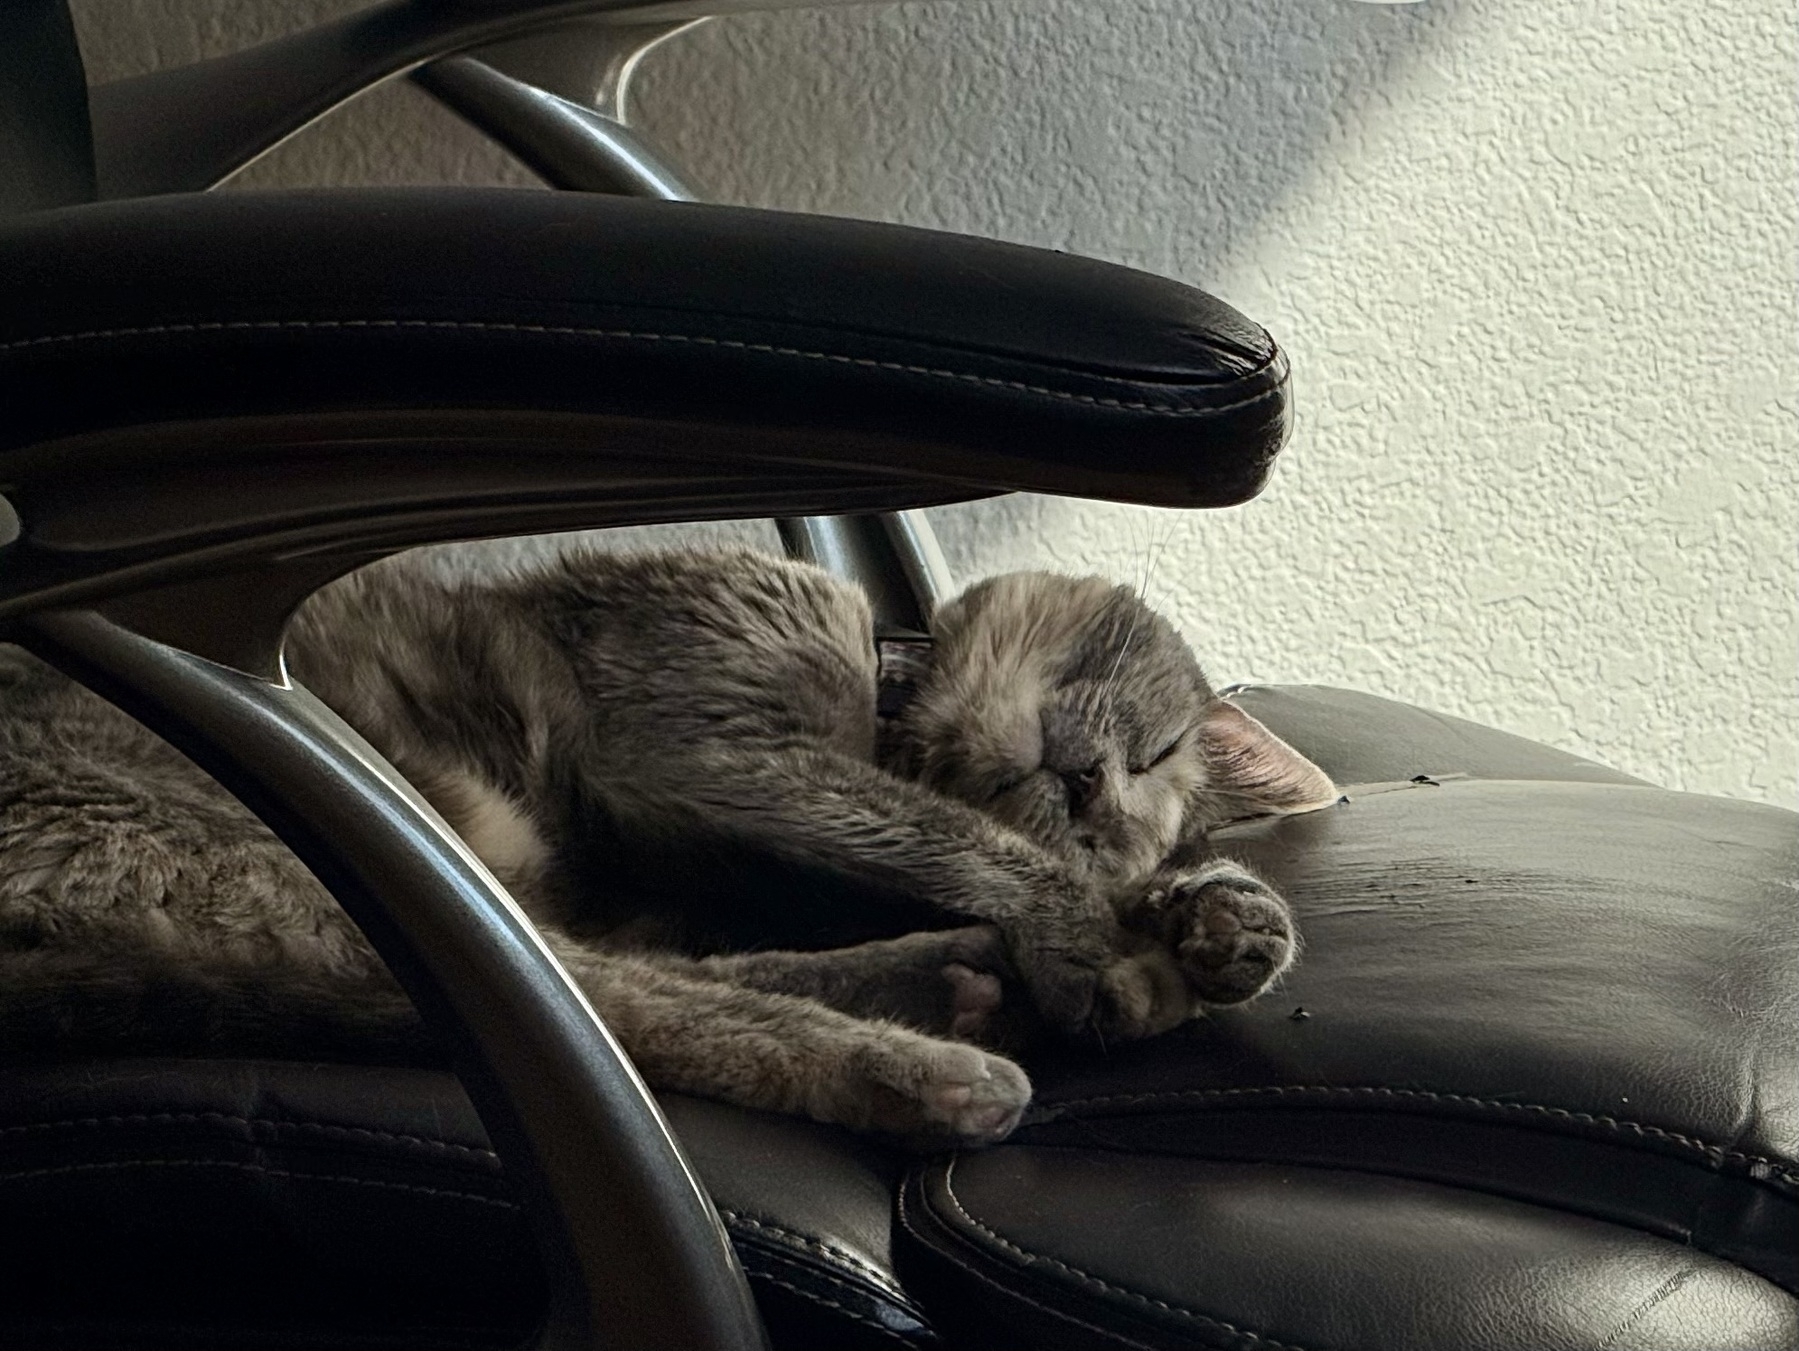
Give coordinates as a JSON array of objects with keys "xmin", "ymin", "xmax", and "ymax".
[
  {"xmin": 901, "ymin": 782, "xmax": 1798, "ymax": 1347},
  {"xmin": 0, "ymin": 189, "xmax": 1288, "ymax": 510},
  {"xmin": 0, "ymin": 1061, "xmax": 925, "ymax": 1351},
  {"xmin": 3, "ymin": 685, "xmax": 1791, "ymax": 1349},
  {"xmin": 899, "ymin": 1153, "xmax": 1796, "ymax": 1350},
  {"xmin": 1015, "ymin": 778, "xmax": 1796, "ymax": 1284},
  {"xmin": 0, "ymin": 0, "xmax": 93, "ymax": 214},
  {"xmin": 0, "ymin": 1059, "xmax": 539, "ymax": 1350},
  {"xmin": 896, "ymin": 689, "xmax": 1798, "ymax": 1348},
  {"xmin": 1224, "ymin": 683, "xmax": 1653, "ymax": 788}
]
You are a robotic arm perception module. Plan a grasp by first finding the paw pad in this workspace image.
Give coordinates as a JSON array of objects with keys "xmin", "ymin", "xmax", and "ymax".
[
  {"xmin": 1172, "ymin": 869, "xmax": 1295, "ymax": 1005},
  {"xmin": 942, "ymin": 962, "xmax": 1004, "ymax": 1039}
]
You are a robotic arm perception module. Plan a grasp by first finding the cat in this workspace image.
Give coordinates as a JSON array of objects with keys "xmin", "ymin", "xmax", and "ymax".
[{"xmin": 0, "ymin": 546, "xmax": 1337, "ymax": 1147}]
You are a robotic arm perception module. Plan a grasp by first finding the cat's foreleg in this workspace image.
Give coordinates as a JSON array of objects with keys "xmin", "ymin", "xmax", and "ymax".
[
  {"xmin": 540, "ymin": 931, "xmax": 1030, "ymax": 1146},
  {"xmin": 668, "ymin": 750, "xmax": 1177, "ymax": 1042}
]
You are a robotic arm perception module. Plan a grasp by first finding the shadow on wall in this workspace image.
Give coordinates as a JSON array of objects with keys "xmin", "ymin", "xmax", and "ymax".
[
  {"xmin": 71, "ymin": 0, "xmax": 1474, "ymax": 275},
  {"xmin": 70, "ymin": 0, "xmax": 369, "ymax": 82},
  {"xmin": 632, "ymin": 0, "xmax": 1473, "ymax": 281}
]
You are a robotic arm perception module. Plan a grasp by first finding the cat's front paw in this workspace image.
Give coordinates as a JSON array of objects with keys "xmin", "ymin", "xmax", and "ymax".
[
  {"xmin": 849, "ymin": 1035, "xmax": 1032, "ymax": 1148},
  {"xmin": 1166, "ymin": 864, "xmax": 1296, "ymax": 1005}
]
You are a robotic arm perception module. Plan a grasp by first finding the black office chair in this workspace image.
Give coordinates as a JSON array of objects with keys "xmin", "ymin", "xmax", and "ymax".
[{"xmin": 2, "ymin": 4, "xmax": 1793, "ymax": 1348}]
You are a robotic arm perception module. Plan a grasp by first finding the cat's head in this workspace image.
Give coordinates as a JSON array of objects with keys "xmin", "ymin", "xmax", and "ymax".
[{"xmin": 895, "ymin": 573, "xmax": 1336, "ymax": 891}]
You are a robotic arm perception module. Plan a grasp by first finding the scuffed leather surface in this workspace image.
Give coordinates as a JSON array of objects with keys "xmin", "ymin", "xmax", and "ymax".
[
  {"xmin": 0, "ymin": 189, "xmax": 1288, "ymax": 509},
  {"xmin": 1015, "ymin": 778, "xmax": 1798, "ymax": 1290},
  {"xmin": 899, "ymin": 1152, "xmax": 1799, "ymax": 1350}
]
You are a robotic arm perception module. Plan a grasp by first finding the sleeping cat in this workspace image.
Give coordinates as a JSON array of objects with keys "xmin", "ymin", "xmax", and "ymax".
[{"xmin": 0, "ymin": 547, "xmax": 1336, "ymax": 1147}]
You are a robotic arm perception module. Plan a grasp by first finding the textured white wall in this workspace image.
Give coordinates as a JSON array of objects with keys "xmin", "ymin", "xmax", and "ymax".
[{"xmin": 72, "ymin": 0, "xmax": 1798, "ymax": 805}]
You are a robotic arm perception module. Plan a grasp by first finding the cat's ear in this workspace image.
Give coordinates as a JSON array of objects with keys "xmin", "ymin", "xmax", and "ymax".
[{"xmin": 1195, "ymin": 699, "xmax": 1339, "ymax": 823}]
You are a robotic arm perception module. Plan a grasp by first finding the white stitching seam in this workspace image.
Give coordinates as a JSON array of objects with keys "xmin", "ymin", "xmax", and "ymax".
[
  {"xmin": 1042, "ymin": 1085, "xmax": 1799, "ymax": 1186},
  {"xmin": 0, "ymin": 319, "xmax": 1284, "ymax": 419},
  {"xmin": 896, "ymin": 1171, "xmax": 1209, "ymax": 1351},
  {"xmin": 0, "ymin": 1155, "xmax": 520, "ymax": 1208},
  {"xmin": 936, "ymin": 1157, "xmax": 1314, "ymax": 1351},
  {"xmin": 719, "ymin": 1209, "xmax": 899, "ymax": 1296}
]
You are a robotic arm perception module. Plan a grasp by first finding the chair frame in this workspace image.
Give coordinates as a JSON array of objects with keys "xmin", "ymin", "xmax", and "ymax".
[{"xmin": 5, "ymin": 7, "xmax": 976, "ymax": 1346}]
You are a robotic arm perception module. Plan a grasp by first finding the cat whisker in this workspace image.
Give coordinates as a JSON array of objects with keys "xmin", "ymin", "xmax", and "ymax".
[{"xmin": 1098, "ymin": 514, "xmax": 1173, "ymax": 710}]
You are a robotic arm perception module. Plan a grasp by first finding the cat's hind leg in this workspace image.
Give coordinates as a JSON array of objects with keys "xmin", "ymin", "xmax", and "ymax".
[
  {"xmin": 692, "ymin": 925, "xmax": 1026, "ymax": 1045},
  {"xmin": 544, "ymin": 933, "xmax": 1030, "ymax": 1146}
]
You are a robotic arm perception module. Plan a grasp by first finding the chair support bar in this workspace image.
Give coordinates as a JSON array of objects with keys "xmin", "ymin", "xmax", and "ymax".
[
  {"xmin": 408, "ymin": 44, "xmax": 962, "ymax": 630},
  {"xmin": 416, "ymin": 55, "xmax": 699, "ymax": 199},
  {"xmin": 20, "ymin": 606, "xmax": 768, "ymax": 1351},
  {"xmin": 777, "ymin": 511, "xmax": 956, "ymax": 632},
  {"xmin": 89, "ymin": 0, "xmax": 711, "ymax": 199}
]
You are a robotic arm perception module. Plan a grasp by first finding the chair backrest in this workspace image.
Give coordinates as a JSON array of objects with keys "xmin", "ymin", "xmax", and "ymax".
[{"xmin": 0, "ymin": 0, "xmax": 94, "ymax": 214}]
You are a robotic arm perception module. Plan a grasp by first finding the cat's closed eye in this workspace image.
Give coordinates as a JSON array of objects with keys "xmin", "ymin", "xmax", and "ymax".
[{"xmin": 1129, "ymin": 732, "xmax": 1189, "ymax": 776}]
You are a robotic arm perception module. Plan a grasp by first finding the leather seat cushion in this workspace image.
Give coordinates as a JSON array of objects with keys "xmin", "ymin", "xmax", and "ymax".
[
  {"xmin": 1225, "ymin": 683, "xmax": 1652, "ymax": 788},
  {"xmin": 898, "ymin": 1151, "xmax": 1797, "ymax": 1350},
  {"xmin": 1014, "ymin": 776, "xmax": 1797, "ymax": 1284},
  {"xmin": 1, "ymin": 685, "xmax": 1791, "ymax": 1349}
]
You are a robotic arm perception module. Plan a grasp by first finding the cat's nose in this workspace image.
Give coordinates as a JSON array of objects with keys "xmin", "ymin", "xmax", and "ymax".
[{"xmin": 1060, "ymin": 764, "xmax": 1104, "ymax": 814}]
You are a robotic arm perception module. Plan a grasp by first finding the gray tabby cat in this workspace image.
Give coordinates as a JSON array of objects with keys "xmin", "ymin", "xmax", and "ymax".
[{"xmin": 0, "ymin": 547, "xmax": 1336, "ymax": 1147}]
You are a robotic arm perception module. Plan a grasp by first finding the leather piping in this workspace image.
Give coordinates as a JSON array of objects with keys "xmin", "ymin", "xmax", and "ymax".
[
  {"xmin": 721, "ymin": 1209, "xmax": 909, "ymax": 1300},
  {"xmin": 1039, "ymin": 1084, "xmax": 1799, "ymax": 1188},
  {"xmin": 740, "ymin": 1242, "xmax": 935, "ymax": 1349},
  {"xmin": 932, "ymin": 1156, "xmax": 1314, "ymax": 1350},
  {"xmin": 896, "ymin": 1169, "xmax": 1231, "ymax": 1351},
  {"xmin": 0, "ymin": 319, "xmax": 1286, "ymax": 417}
]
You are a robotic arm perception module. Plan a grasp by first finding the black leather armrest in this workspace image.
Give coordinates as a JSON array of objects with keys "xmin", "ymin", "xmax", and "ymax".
[{"xmin": 0, "ymin": 189, "xmax": 1286, "ymax": 629}]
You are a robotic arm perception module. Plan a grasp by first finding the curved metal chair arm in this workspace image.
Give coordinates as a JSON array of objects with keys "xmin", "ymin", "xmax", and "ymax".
[
  {"xmin": 88, "ymin": 0, "xmax": 891, "ymax": 200},
  {"xmin": 92, "ymin": 0, "xmax": 718, "ymax": 199},
  {"xmin": 21, "ymin": 607, "xmax": 769, "ymax": 1351}
]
